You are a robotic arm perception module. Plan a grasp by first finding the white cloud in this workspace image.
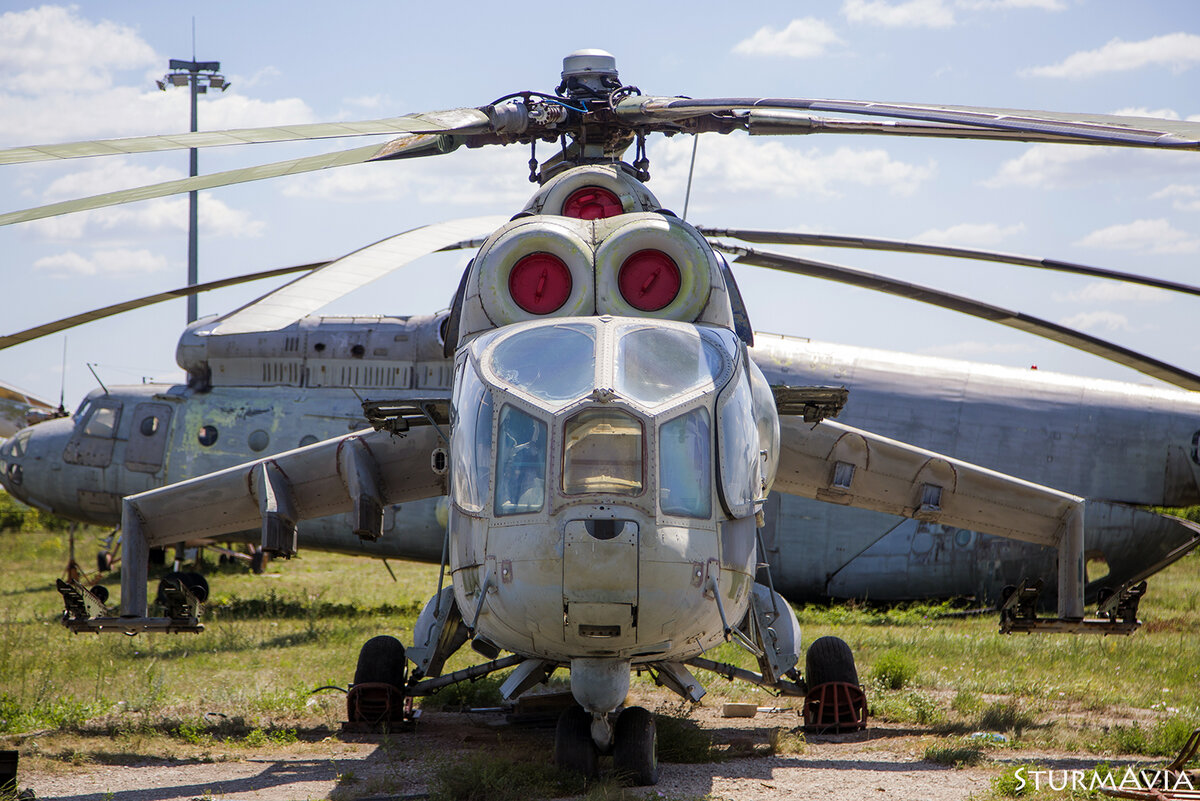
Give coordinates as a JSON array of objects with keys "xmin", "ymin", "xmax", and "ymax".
[
  {"xmin": 20, "ymin": 158, "xmax": 265, "ymax": 241},
  {"xmin": 1059, "ymin": 310, "xmax": 1133, "ymax": 332},
  {"xmin": 913, "ymin": 222, "xmax": 1025, "ymax": 247},
  {"xmin": 957, "ymin": 0, "xmax": 1064, "ymax": 9},
  {"xmin": 39, "ymin": 159, "xmax": 184, "ymax": 201},
  {"xmin": 0, "ymin": 5, "xmax": 158, "ymax": 95},
  {"xmin": 842, "ymin": 0, "xmax": 955, "ymax": 28},
  {"xmin": 1075, "ymin": 219, "xmax": 1200, "ymax": 254},
  {"xmin": 649, "ymin": 135, "xmax": 935, "ymax": 199},
  {"xmin": 732, "ymin": 19, "xmax": 844, "ymax": 58},
  {"xmin": 1152, "ymin": 184, "xmax": 1200, "ymax": 212},
  {"xmin": 0, "ymin": 6, "xmax": 315, "ymax": 146},
  {"xmin": 282, "ymin": 146, "xmax": 533, "ymax": 207},
  {"xmin": 29, "ymin": 195, "xmax": 264, "ymax": 242},
  {"xmin": 984, "ymin": 144, "xmax": 1200, "ymax": 189},
  {"xmin": 34, "ymin": 248, "xmax": 167, "ymax": 277},
  {"xmin": 1052, "ymin": 281, "xmax": 1171, "ymax": 304},
  {"xmin": 1110, "ymin": 107, "xmax": 1181, "ymax": 120},
  {"xmin": 1024, "ymin": 33, "xmax": 1200, "ymax": 79}
]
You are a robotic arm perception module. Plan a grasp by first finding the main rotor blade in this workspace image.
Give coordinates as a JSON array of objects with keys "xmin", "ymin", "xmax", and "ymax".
[
  {"xmin": 0, "ymin": 263, "xmax": 324, "ymax": 351},
  {"xmin": 714, "ymin": 242, "xmax": 1200, "ymax": 391},
  {"xmin": 0, "ymin": 133, "xmax": 462, "ymax": 228},
  {"xmin": 700, "ymin": 228, "xmax": 1200, "ymax": 298},
  {"xmin": 0, "ymin": 109, "xmax": 491, "ymax": 165},
  {"xmin": 618, "ymin": 96, "xmax": 1200, "ymax": 150},
  {"xmin": 0, "ymin": 231, "xmax": 489, "ymax": 351},
  {"xmin": 205, "ymin": 216, "xmax": 507, "ymax": 335}
]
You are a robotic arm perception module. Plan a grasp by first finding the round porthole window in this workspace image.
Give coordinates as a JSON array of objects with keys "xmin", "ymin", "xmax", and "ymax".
[
  {"xmin": 299, "ymin": 435, "xmax": 319, "ymax": 447},
  {"xmin": 139, "ymin": 416, "xmax": 159, "ymax": 436},
  {"xmin": 198, "ymin": 425, "xmax": 218, "ymax": 447},
  {"xmin": 248, "ymin": 429, "xmax": 270, "ymax": 452}
]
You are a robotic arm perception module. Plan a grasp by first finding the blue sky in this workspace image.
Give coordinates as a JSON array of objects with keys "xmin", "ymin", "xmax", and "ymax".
[{"xmin": 1, "ymin": 1, "xmax": 1198, "ymax": 405}]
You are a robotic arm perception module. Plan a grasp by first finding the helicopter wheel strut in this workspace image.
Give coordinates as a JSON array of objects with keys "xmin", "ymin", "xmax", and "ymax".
[
  {"xmin": 613, "ymin": 705, "xmax": 658, "ymax": 786},
  {"xmin": 554, "ymin": 706, "xmax": 598, "ymax": 779}
]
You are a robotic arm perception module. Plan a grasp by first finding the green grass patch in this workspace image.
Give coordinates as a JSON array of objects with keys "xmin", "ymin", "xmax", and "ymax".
[
  {"xmin": 655, "ymin": 705, "xmax": 719, "ymax": 763},
  {"xmin": 427, "ymin": 751, "xmax": 587, "ymax": 801},
  {"xmin": 923, "ymin": 742, "xmax": 987, "ymax": 767},
  {"xmin": 869, "ymin": 649, "xmax": 919, "ymax": 689}
]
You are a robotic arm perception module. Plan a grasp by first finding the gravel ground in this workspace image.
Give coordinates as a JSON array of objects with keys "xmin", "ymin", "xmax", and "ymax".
[{"xmin": 12, "ymin": 705, "xmax": 1054, "ymax": 801}]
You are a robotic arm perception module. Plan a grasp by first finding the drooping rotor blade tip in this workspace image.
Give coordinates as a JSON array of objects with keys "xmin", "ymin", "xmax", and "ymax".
[
  {"xmin": 205, "ymin": 216, "xmax": 508, "ymax": 336},
  {"xmin": 721, "ymin": 243, "xmax": 1200, "ymax": 392},
  {"xmin": 0, "ymin": 109, "xmax": 492, "ymax": 166},
  {"xmin": 700, "ymin": 228, "xmax": 1200, "ymax": 299}
]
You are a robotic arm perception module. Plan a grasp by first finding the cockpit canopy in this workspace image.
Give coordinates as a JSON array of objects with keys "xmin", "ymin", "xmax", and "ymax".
[{"xmin": 450, "ymin": 317, "xmax": 777, "ymax": 524}]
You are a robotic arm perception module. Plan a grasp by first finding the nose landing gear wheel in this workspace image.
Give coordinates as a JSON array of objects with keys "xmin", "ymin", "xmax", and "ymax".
[
  {"xmin": 554, "ymin": 706, "xmax": 598, "ymax": 778},
  {"xmin": 613, "ymin": 706, "xmax": 658, "ymax": 786}
]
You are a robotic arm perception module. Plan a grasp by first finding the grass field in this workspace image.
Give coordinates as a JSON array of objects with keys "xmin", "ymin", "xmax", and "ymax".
[{"xmin": 2, "ymin": 505, "xmax": 1199, "ymax": 799}]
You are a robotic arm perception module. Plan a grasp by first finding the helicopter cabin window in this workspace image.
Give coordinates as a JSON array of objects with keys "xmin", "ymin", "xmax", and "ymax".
[
  {"xmin": 562, "ymin": 408, "xmax": 643, "ymax": 496},
  {"xmin": 83, "ymin": 404, "xmax": 119, "ymax": 438},
  {"xmin": 494, "ymin": 404, "xmax": 547, "ymax": 515},
  {"xmin": 717, "ymin": 369, "xmax": 763, "ymax": 519},
  {"xmin": 451, "ymin": 362, "xmax": 493, "ymax": 514},
  {"xmin": 490, "ymin": 323, "xmax": 595, "ymax": 405},
  {"xmin": 615, "ymin": 326, "xmax": 727, "ymax": 406},
  {"xmin": 659, "ymin": 407, "xmax": 711, "ymax": 518}
]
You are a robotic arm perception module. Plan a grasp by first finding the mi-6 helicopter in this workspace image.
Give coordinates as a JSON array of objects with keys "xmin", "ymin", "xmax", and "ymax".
[{"xmin": 5, "ymin": 50, "xmax": 1200, "ymax": 783}]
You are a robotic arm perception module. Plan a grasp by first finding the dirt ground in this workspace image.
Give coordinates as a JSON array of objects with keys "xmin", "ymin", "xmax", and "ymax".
[{"xmin": 10, "ymin": 698, "xmax": 1103, "ymax": 801}]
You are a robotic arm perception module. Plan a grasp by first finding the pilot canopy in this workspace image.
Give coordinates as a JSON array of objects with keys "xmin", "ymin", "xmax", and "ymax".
[{"xmin": 450, "ymin": 317, "xmax": 778, "ymax": 523}]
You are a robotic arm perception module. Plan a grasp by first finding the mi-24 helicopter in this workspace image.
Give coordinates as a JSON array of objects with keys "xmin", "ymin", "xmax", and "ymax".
[{"xmin": 5, "ymin": 50, "xmax": 1200, "ymax": 782}]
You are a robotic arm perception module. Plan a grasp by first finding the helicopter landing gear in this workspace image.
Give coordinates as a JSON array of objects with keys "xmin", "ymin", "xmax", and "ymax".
[
  {"xmin": 554, "ymin": 706, "xmax": 598, "ymax": 779},
  {"xmin": 613, "ymin": 705, "xmax": 658, "ymax": 785},
  {"xmin": 346, "ymin": 635, "xmax": 412, "ymax": 729},
  {"xmin": 553, "ymin": 705, "xmax": 659, "ymax": 785}
]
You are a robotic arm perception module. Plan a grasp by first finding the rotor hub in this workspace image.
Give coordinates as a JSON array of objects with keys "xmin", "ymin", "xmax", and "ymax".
[{"xmin": 559, "ymin": 49, "xmax": 621, "ymax": 101}]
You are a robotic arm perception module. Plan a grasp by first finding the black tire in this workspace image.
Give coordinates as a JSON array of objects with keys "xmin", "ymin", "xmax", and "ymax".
[
  {"xmin": 805, "ymin": 635, "xmax": 859, "ymax": 688},
  {"xmin": 96, "ymin": 551, "xmax": 113, "ymax": 573},
  {"xmin": 155, "ymin": 571, "xmax": 210, "ymax": 606},
  {"xmin": 613, "ymin": 706, "xmax": 658, "ymax": 786},
  {"xmin": 90, "ymin": 584, "xmax": 109, "ymax": 604},
  {"xmin": 249, "ymin": 548, "xmax": 267, "ymax": 575},
  {"xmin": 353, "ymin": 635, "xmax": 408, "ymax": 689},
  {"xmin": 180, "ymin": 571, "xmax": 209, "ymax": 603},
  {"xmin": 554, "ymin": 706, "xmax": 598, "ymax": 779}
]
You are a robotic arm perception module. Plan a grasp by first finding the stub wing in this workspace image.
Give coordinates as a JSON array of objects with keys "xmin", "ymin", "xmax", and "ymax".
[
  {"xmin": 119, "ymin": 423, "xmax": 447, "ymax": 621},
  {"xmin": 774, "ymin": 417, "xmax": 1080, "ymax": 548}
]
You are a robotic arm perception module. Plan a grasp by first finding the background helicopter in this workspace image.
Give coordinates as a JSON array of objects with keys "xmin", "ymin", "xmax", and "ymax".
[{"xmin": 5, "ymin": 21, "xmax": 1200, "ymax": 779}]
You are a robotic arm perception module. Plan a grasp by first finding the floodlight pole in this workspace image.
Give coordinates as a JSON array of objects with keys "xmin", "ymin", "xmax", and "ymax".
[
  {"xmin": 188, "ymin": 65, "xmax": 199, "ymax": 325},
  {"xmin": 158, "ymin": 59, "xmax": 228, "ymax": 324}
]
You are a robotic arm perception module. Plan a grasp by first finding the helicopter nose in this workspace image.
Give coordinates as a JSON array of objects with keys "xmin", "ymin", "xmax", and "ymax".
[{"xmin": 0, "ymin": 434, "xmax": 25, "ymax": 498}]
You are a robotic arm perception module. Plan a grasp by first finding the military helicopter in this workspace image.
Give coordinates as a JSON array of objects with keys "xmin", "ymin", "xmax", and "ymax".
[{"xmin": 6, "ymin": 49, "xmax": 1200, "ymax": 783}]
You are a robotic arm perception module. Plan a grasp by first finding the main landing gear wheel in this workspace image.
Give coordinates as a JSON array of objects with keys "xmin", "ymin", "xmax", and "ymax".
[
  {"xmin": 554, "ymin": 706, "xmax": 598, "ymax": 779},
  {"xmin": 613, "ymin": 706, "xmax": 658, "ymax": 786},
  {"xmin": 348, "ymin": 635, "xmax": 410, "ymax": 726},
  {"xmin": 353, "ymin": 635, "xmax": 408, "ymax": 687},
  {"xmin": 805, "ymin": 635, "xmax": 859, "ymax": 687}
]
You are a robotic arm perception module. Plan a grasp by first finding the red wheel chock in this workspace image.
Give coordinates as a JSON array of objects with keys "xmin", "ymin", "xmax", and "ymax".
[{"xmin": 802, "ymin": 681, "xmax": 868, "ymax": 733}]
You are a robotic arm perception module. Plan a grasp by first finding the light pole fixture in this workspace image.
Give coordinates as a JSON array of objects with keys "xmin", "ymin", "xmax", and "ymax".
[{"xmin": 158, "ymin": 59, "xmax": 229, "ymax": 324}]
